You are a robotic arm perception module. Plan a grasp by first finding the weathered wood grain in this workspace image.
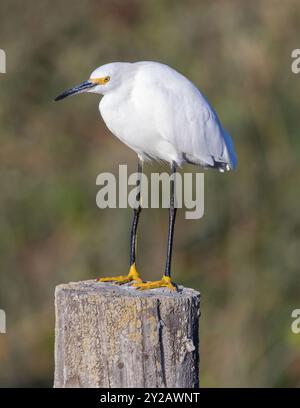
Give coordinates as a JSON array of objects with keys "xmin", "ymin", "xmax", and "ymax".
[{"xmin": 54, "ymin": 280, "xmax": 200, "ymax": 388}]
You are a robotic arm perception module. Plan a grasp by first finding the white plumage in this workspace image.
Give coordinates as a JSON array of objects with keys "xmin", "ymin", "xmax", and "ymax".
[
  {"xmin": 56, "ymin": 61, "xmax": 237, "ymax": 171},
  {"xmin": 97, "ymin": 62, "xmax": 237, "ymax": 170}
]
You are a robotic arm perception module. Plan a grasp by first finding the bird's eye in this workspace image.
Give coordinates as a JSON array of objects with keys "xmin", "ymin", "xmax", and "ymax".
[{"xmin": 104, "ymin": 76, "xmax": 110, "ymax": 83}]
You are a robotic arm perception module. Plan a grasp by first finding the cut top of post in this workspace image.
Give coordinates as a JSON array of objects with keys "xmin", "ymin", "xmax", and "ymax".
[{"xmin": 55, "ymin": 280, "xmax": 200, "ymax": 300}]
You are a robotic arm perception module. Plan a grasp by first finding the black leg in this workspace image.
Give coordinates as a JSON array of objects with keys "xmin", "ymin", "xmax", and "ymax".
[
  {"xmin": 129, "ymin": 158, "xmax": 142, "ymax": 267},
  {"xmin": 98, "ymin": 159, "xmax": 143, "ymax": 284},
  {"xmin": 164, "ymin": 161, "xmax": 177, "ymax": 278}
]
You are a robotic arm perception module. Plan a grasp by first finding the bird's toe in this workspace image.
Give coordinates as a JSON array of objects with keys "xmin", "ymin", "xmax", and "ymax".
[{"xmin": 133, "ymin": 276, "xmax": 177, "ymax": 291}]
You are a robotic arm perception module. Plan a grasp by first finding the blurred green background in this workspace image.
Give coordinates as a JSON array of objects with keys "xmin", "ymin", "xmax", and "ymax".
[{"xmin": 1, "ymin": 0, "xmax": 300, "ymax": 387}]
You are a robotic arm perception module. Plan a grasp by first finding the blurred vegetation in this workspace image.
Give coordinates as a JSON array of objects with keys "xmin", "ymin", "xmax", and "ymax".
[{"xmin": 0, "ymin": 0, "xmax": 300, "ymax": 387}]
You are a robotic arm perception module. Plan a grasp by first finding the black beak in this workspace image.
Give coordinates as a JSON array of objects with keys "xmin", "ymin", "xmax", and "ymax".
[{"xmin": 54, "ymin": 80, "xmax": 96, "ymax": 101}]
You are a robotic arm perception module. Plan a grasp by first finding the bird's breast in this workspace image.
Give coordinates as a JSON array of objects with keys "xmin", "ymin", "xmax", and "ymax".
[{"xmin": 99, "ymin": 93, "xmax": 161, "ymax": 157}]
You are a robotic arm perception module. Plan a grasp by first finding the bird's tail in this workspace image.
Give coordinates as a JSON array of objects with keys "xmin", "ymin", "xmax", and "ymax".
[{"xmin": 222, "ymin": 129, "xmax": 237, "ymax": 170}]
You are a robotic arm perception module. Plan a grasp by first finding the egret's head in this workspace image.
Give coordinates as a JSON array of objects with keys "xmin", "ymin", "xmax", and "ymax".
[{"xmin": 54, "ymin": 62, "xmax": 129, "ymax": 101}]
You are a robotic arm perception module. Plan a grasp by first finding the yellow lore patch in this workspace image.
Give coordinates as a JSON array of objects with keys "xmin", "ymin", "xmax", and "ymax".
[{"xmin": 90, "ymin": 76, "xmax": 110, "ymax": 85}]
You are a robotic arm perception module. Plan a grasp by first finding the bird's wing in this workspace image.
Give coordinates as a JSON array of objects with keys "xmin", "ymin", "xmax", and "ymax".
[{"xmin": 135, "ymin": 62, "xmax": 237, "ymax": 169}]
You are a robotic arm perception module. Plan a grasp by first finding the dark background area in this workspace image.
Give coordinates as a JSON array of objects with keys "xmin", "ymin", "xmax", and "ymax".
[{"xmin": 0, "ymin": 0, "xmax": 300, "ymax": 387}]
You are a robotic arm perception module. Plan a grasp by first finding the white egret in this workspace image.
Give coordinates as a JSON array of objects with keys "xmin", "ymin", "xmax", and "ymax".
[{"xmin": 55, "ymin": 61, "xmax": 237, "ymax": 290}]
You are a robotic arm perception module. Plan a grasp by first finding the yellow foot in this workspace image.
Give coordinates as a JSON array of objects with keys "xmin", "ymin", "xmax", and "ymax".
[
  {"xmin": 133, "ymin": 276, "xmax": 177, "ymax": 291},
  {"xmin": 98, "ymin": 263, "xmax": 142, "ymax": 285}
]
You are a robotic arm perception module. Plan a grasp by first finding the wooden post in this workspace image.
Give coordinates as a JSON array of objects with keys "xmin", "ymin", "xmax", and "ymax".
[{"xmin": 54, "ymin": 280, "xmax": 200, "ymax": 388}]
